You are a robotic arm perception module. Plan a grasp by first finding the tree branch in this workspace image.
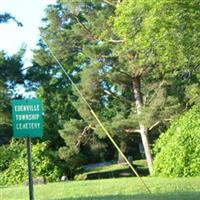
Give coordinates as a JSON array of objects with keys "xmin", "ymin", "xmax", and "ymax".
[
  {"xmin": 0, "ymin": 12, "xmax": 22, "ymax": 26},
  {"xmin": 0, "ymin": 122, "xmax": 12, "ymax": 126},
  {"xmin": 76, "ymin": 124, "xmax": 93, "ymax": 147},
  {"xmin": 117, "ymin": 69, "xmax": 132, "ymax": 78},
  {"xmin": 148, "ymin": 121, "xmax": 161, "ymax": 131},
  {"xmin": 148, "ymin": 119, "xmax": 171, "ymax": 131},
  {"xmin": 71, "ymin": 13, "xmax": 97, "ymax": 40},
  {"xmin": 146, "ymin": 79, "xmax": 166, "ymax": 105},
  {"xmin": 108, "ymin": 39, "xmax": 124, "ymax": 44},
  {"xmin": 125, "ymin": 128, "xmax": 141, "ymax": 133},
  {"xmin": 104, "ymin": 90, "xmax": 133, "ymax": 104},
  {"xmin": 103, "ymin": 0, "xmax": 123, "ymax": 6},
  {"xmin": 103, "ymin": 0, "xmax": 116, "ymax": 6}
]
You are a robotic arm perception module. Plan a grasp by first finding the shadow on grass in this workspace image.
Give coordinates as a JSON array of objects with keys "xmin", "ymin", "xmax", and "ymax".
[
  {"xmin": 85, "ymin": 166, "xmax": 149, "ymax": 180},
  {"xmin": 52, "ymin": 191, "xmax": 200, "ymax": 200}
]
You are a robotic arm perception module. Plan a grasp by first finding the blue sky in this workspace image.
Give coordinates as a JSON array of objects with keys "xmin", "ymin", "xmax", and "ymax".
[
  {"xmin": 0, "ymin": 0, "xmax": 56, "ymax": 66},
  {"xmin": 0, "ymin": 0, "xmax": 56, "ymax": 96}
]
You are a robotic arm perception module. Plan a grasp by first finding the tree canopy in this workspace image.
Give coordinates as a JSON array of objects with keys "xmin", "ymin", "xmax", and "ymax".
[{"xmin": 25, "ymin": 0, "xmax": 200, "ymax": 175}]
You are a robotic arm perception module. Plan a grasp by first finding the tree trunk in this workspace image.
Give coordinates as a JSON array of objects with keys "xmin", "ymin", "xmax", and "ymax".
[
  {"xmin": 139, "ymin": 124, "xmax": 153, "ymax": 174},
  {"xmin": 117, "ymin": 141, "xmax": 126, "ymax": 163},
  {"xmin": 132, "ymin": 77, "xmax": 153, "ymax": 174}
]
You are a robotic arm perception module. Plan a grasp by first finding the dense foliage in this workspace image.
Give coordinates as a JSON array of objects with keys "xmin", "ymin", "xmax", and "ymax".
[
  {"xmin": 153, "ymin": 104, "xmax": 200, "ymax": 177},
  {"xmin": 0, "ymin": 140, "xmax": 62, "ymax": 185}
]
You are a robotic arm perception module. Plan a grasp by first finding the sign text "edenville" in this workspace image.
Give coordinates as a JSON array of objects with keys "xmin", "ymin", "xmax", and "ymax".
[{"xmin": 15, "ymin": 105, "xmax": 40, "ymax": 112}]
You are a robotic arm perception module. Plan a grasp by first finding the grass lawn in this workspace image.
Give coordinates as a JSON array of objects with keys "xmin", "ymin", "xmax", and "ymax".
[
  {"xmin": 1, "ymin": 177, "xmax": 200, "ymax": 200},
  {"xmin": 85, "ymin": 160, "xmax": 148, "ymax": 173},
  {"xmin": 75, "ymin": 160, "xmax": 149, "ymax": 180}
]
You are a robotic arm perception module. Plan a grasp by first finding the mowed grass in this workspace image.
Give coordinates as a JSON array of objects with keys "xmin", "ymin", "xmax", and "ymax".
[
  {"xmin": 76, "ymin": 160, "xmax": 149, "ymax": 180},
  {"xmin": 85, "ymin": 160, "xmax": 148, "ymax": 173},
  {"xmin": 1, "ymin": 177, "xmax": 200, "ymax": 200}
]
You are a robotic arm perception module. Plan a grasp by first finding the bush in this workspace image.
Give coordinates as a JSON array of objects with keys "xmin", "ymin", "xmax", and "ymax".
[
  {"xmin": 0, "ymin": 140, "xmax": 62, "ymax": 185},
  {"xmin": 153, "ymin": 104, "xmax": 200, "ymax": 177}
]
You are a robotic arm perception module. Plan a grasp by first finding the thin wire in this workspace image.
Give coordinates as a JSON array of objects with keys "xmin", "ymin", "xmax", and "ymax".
[
  {"xmin": 44, "ymin": 40, "xmax": 151, "ymax": 193},
  {"xmin": 90, "ymin": 110, "xmax": 151, "ymax": 193},
  {"xmin": 47, "ymin": 46, "xmax": 92, "ymax": 110}
]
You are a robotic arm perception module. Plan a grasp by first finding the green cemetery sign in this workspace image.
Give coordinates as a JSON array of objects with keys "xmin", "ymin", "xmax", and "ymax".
[{"xmin": 12, "ymin": 99, "xmax": 43, "ymax": 138}]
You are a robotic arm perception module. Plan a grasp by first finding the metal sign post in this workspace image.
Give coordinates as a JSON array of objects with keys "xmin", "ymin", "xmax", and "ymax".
[
  {"xmin": 12, "ymin": 99, "xmax": 43, "ymax": 200},
  {"xmin": 27, "ymin": 137, "xmax": 34, "ymax": 200}
]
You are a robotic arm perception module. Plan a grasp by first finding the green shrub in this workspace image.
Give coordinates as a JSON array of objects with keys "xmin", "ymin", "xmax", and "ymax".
[
  {"xmin": 0, "ymin": 141, "xmax": 24, "ymax": 172},
  {"xmin": 153, "ymin": 104, "xmax": 200, "ymax": 177},
  {"xmin": 0, "ymin": 140, "xmax": 62, "ymax": 185}
]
